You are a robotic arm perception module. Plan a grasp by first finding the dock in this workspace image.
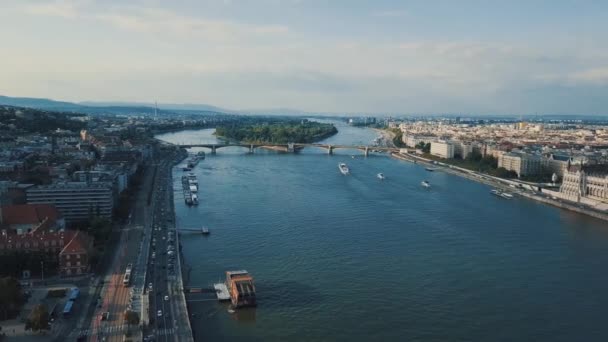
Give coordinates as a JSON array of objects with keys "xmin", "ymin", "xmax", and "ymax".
[{"xmin": 214, "ymin": 283, "xmax": 231, "ymax": 301}]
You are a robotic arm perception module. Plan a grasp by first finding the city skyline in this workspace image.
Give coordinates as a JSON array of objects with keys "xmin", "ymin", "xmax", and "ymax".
[{"xmin": 1, "ymin": 0, "xmax": 608, "ymax": 115}]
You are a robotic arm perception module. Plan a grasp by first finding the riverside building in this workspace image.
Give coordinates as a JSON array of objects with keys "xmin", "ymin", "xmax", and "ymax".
[
  {"xmin": 560, "ymin": 165, "xmax": 608, "ymax": 203},
  {"xmin": 430, "ymin": 140, "xmax": 455, "ymax": 159},
  {"xmin": 498, "ymin": 152, "xmax": 542, "ymax": 177}
]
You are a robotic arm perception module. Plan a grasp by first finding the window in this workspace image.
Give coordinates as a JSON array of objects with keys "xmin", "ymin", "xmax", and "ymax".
[
  {"xmin": 77, "ymin": 261, "xmax": 81, "ymax": 266},
  {"xmin": 66, "ymin": 261, "xmax": 71, "ymax": 267},
  {"xmin": 77, "ymin": 254, "xmax": 81, "ymax": 260}
]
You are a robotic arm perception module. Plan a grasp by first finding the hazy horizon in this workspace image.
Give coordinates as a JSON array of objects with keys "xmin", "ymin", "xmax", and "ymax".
[{"xmin": 1, "ymin": 1, "xmax": 608, "ymax": 115}]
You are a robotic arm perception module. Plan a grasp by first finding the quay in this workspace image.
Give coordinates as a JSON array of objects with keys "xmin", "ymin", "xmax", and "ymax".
[{"xmin": 391, "ymin": 152, "xmax": 608, "ymax": 223}]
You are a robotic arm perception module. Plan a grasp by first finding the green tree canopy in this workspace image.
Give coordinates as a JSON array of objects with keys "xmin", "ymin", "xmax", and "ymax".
[{"xmin": 25, "ymin": 304, "xmax": 50, "ymax": 332}]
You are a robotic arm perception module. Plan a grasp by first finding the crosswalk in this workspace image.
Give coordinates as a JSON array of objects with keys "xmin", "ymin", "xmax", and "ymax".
[
  {"xmin": 155, "ymin": 328, "xmax": 175, "ymax": 335},
  {"xmin": 72, "ymin": 325, "xmax": 175, "ymax": 338},
  {"xmin": 71, "ymin": 324, "xmax": 132, "ymax": 337}
]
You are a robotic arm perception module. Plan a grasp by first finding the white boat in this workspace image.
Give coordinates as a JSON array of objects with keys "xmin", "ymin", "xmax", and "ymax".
[
  {"xmin": 338, "ymin": 163, "xmax": 350, "ymax": 175},
  {"xmin": 500, "ymin": 192, "xmax": 514, "ymax": 199},
  {"xmin": 491, "ymin": 189, "xmax": 513, "ymax": 199},
  {"xmin": 421, "ymin": 180, "xmax": 431, "ymax": 188},
  {"xmin": 377, "ymin": 173, "xmax": 385, "ymax": 180},
  {"xmin": 201, "ymin": 227, "xmax": 210, "ymax": 235},
  {"xmin": 192, "ymin": 194, "xmax": 199, "ymax": 205}
]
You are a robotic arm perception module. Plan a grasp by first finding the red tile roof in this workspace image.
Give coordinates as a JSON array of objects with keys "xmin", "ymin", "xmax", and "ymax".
[
  {"xmin": 60, "ymin": 231, "xmax": 90, "ymax": 255},
  {"xmin": 0, "ymin": 204, "xmax": 59, "ymax": 225}
]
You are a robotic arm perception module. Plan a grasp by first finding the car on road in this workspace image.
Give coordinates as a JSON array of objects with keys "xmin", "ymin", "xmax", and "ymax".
[
  {"xmin": 100, "ymin": 311, "xmax": 110, "ymax": 321},
  {"xmin": 157, "ymin": 310, "xmax": 163, "ymax": 317},
  {"xmin": 164, "ymin": 295, "xmax": 169, "ymax": 301},
  {"xmin": 148, "ymin": 283, "xmax": 153, "ymax": 291}
]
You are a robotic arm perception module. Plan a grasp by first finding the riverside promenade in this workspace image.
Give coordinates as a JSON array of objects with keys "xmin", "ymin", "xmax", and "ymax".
[{"xmin": 391, "ymin": 152, "xmax": 608, "ymax": 222}]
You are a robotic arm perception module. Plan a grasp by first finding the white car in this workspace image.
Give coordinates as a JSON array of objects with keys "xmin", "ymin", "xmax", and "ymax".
[
  {"xmin": 164, "ymin": 295, "xmax": 169, "ymax": 301},
  {"xmin": 157, "ymin": 310, "xmax": 162, "ymax": 317}
]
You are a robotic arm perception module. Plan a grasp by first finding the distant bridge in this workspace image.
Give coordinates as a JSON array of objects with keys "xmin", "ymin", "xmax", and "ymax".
[{"xmin": 172, "ymin": 142, "xmax": 398, "ymax": 156}]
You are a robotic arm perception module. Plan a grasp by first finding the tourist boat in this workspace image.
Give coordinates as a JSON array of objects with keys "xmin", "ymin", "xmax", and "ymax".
[
  {"xmin": 338, "ymin": 163, "xmax": 350, "ymax": 175},
  {"xmin": 197, "ymin": 151, "xmax": 206, "ymax": 160},
  {"xmin": 201, "ymin": 227, "xmax": 209, "ymax": 235},
  {"xmin": 421, "ymin": 180, "xmax": 431, "ymax": 188},
  {"xmin": 181, "ymin": 165, "xmax": 192, "ymax": 171},
  {"xmin": 377, "ymin": 173, "xmax": 385, "ymax": 180}
]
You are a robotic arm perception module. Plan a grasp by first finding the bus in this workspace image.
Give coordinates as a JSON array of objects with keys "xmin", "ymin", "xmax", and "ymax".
[
  {"xmin": 63, "ymin": 300, "xmax": 74, "ymax": 317},
  {"xmin": 67, "ymin": 287, "xmax": 80, "ymax": 301},
  {"xmin": 123, "ymin": 263, "xmax": 133, "ymax": 287}
]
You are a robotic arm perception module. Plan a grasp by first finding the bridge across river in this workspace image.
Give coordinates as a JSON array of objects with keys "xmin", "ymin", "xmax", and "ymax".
[{"xmin": 172, "ymin": 142, "xmax": 398, "ymax": 156}]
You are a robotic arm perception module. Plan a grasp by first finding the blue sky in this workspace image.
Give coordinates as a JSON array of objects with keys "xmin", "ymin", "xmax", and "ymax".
[{"xmin": 1, "ymin": 0, "xmax": 607, "ymax": 115}]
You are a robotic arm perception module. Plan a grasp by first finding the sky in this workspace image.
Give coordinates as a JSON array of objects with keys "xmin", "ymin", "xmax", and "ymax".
[{"xmin": 1, "ymin": 0, "xmax": 608, "ymax": 115}]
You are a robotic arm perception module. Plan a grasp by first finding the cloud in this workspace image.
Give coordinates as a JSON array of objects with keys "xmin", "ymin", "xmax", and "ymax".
[
  {"xmin": 18, "ymin": 1, "xmax": 289, "ymax": 42},
  {"xmin": 372, "ymin": 10, "xmax": 408, "ymax": 18},
  {"xmin": 21, "ymin": 0, "xmax": 83, "ymax": 18}
]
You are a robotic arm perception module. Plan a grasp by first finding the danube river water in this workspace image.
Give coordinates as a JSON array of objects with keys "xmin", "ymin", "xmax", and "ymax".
[{"xmin": 157, "ymin": 121, "xmax": 608, "ymax": 342}]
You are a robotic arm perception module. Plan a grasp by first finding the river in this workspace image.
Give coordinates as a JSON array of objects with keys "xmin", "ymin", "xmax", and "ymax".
[{"xmin": 156, "ymin": 120, "xmax": 608, "ymax": 342}]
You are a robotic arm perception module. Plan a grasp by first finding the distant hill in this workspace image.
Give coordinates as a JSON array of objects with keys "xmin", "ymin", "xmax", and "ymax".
[
  {"xmin": 0, "ymin": 94, "xmax": 329, "ymax": 117},
  {"xmin": 0, "ymin": 95, "xmax": 230, "ymax": 116},
  {"xmin": 0, "ymin": 95, "xmax": 84, "ymax": 111},
  {"xmin": 79, "ymin": 101, "xmax": 233, "ymax": 113}
]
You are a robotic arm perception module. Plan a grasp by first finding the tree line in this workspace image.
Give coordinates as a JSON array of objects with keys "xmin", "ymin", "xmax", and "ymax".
[{"xmin": 215, "ymin": 120, "xmax": 337, "ymax": 144}]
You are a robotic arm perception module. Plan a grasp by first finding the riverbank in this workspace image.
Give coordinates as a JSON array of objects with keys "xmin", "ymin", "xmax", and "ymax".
[
  {"xmin": 391, "ymin": 152, "xmax": 608, "ymax": 222},
  {"xmin": 371, "ymin": 128, "xmax": 397, "ymax": 148}
]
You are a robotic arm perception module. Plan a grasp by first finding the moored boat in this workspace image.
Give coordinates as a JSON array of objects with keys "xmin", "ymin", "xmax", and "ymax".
[
  {"xmin": 500, "ymin": 192, "xmax": 514, "ymax": 199},
  {"xmin": 421, "ymin": 180, "xmax": 431, "ymax": 188},
  {"xmin": 377, "ymin": 173, "xmax": 385, "ymax": 180}
]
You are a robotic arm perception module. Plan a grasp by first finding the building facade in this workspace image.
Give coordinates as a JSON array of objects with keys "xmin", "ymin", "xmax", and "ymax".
[
  {"xmin": 452, "ymin": 141, "xmax": 474, "ymax": 159},
  {"xmin": 59, "ymin": 231, "xmax": 92, "ymax": 276},
  {"xmin": 560, "ymin": 166, "xmax": 608, "ymax": 203},
  {"xmin": 430, "ymin": 140, "xmax": 454, "ymax": 159},
  {"xmin": 498, "ymin": 152, "xmax": 542, "ymax": 177},
  {"xmin": 26, "ymin": 182, "xmax": 114, "ymax": 223}
]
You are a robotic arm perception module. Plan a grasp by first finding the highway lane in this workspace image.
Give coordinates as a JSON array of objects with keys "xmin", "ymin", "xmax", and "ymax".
[{"xmin": 144, "ymin": 158, "xmax": 177, "ymax": 341}]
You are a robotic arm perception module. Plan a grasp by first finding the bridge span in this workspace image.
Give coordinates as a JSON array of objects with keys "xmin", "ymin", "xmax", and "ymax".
[{"xmin": 172, "ymin": 142, "xmax": 398, "ymax": 156}]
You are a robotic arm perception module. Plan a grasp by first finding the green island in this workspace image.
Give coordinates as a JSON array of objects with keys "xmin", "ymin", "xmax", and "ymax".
[{"xmin": 215, "ymin": 119, "xmax": 338, "ymax": 144}]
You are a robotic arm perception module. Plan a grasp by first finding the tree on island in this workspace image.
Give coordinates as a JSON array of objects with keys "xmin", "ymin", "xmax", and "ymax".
[{"xmin": 25, "ymin": 304, "xmax": 50, "ymax": 332}]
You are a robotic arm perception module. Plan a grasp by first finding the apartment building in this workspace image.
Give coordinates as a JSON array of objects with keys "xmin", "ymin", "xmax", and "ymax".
[
  {"xmin": 26, "ymin": 182, "xmax": 114, "ymax": 223},
  {"xmin": 430, "ymin": 140, "xmax": 455, "ymax": 159},
  {"xmin": 498, "ymin": 152, "xmax": 542, "ymax": 177}
]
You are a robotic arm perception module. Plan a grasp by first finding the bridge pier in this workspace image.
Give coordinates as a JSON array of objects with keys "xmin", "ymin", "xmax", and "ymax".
[
  {"xmin": 211, "ymin": 145, "xmax": 217, "ymax": 154},
  {"xmin": 364, "ymin": 146, "xmax": 369, "ymax": 157},
  {"xmin": 327, "ymin": 145, "xmax": 333, "ymax": 155}
]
